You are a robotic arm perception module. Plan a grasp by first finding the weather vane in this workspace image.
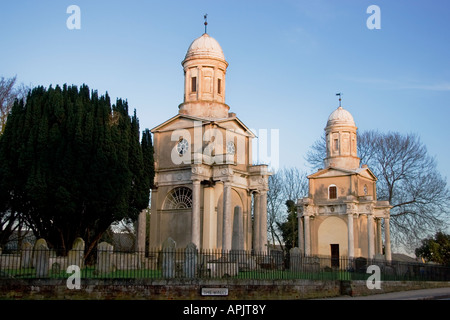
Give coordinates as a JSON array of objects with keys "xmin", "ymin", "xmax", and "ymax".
[
  {"xmin": 204, "ymin": 14, "xmax": 208, "ymax": 34},
  {"xmin": 336, "ymin": 92, "xmax": 343, "ymax": 107}
]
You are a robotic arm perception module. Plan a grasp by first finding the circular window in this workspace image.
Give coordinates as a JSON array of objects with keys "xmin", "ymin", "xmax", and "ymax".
[
  {"xmin": 226, "ymin": 141, "xmax": 235, "ymax": 155},
  {"xmin": 177, "ymin": 139, "xmax": 189, "ymax": 156}
]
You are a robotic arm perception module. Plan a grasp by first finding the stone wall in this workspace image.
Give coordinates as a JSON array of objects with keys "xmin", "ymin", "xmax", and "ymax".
[
  {"xmin": 1, "ymin": 278, "xmax": 449, "ymax": 300},
  {"xmin": 0, "ymin": 278, "xmax": 339, "ymax": 300},
  {"xmin": 342, "ymin": 279, "xmax": 450, "ymax": 297}
]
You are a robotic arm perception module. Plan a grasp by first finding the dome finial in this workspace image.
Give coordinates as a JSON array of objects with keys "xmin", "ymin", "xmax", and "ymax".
[
  {"xmin": 204, "ymin": 13, "xmax": 208, "ymax": 34},
  {"xmin": 336, "ymin": 92, "xmax": 343, "ymax": 108}
]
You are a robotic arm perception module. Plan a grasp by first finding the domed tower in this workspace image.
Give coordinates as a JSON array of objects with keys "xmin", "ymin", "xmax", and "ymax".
[
  {"xmin": 324, "ymin": 106, "xmax": 360, "ymax": 170},
  {"xmin": 179, "ymin": 33, "xmax": 230, "ymax": 119},
  {"xmin": 148, "ymin": 29, "xmax": 271, "ymax": 253},
  {"xmin": 297, "ymin": 100, "xmax": 392, "ymax": 262}
]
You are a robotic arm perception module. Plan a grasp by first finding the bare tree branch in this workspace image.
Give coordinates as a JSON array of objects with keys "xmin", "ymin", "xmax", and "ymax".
[
  {"xmin": 0, "ymin": 76, "xmax": 30, "ymax": 135},
  {"xmin": 267, "ymin": 167, "xmax": 309, "ymax": 251}
]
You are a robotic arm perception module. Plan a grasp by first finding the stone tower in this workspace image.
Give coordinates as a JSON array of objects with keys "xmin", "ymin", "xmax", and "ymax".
[
  {"xmin": 297, "ymin": 105, "xmax": 392, "ymax": 262},
  {"xmin": 324, "ymin": 106, "xmax": 360, "ymax": 169},
  {"xmin": 149, "ymin": 32, "xmax": 271, "ymax": 252}
]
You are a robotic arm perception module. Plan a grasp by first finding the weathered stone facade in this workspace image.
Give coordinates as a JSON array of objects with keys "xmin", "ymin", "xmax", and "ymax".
[
  {"xmin": 149, "ymin": 33, "xmax": 271, "ymax": 251},
  {"xmin": 297, "ymin": 106, "xmax": 392, "ymax": 261}
]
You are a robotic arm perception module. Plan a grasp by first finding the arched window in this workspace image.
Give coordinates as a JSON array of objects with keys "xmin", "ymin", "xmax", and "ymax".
[
  {"xmin": 329, "ymin": 185, "xmax": 337, "ymax": 200},
  {"xmin": 163, "ymin": 187, "xmax": 193, "ymax": 209}
]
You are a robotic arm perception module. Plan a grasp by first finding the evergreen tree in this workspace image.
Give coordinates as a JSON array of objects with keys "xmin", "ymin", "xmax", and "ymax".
[
  {"xmin": 277, "ymin": 200, "xmax": 298, "ymax": 252},
  {"xmin": 0, "ymin": 84, "xmax": 154, "ymax": 255},
  {"xmin": 415, "ymin": 232, "xmax": 450, "ymax": 266}
]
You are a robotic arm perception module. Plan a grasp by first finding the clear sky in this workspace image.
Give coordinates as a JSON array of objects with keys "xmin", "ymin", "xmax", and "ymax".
[{"xmin": 1, "ymin": 0, "xmax": 450, "ymax": 182}]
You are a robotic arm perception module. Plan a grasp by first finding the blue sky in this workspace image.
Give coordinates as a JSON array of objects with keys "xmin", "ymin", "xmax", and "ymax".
[{"xmin": 1, "ymin": 0, "xmax": 450, "ymax": 183}]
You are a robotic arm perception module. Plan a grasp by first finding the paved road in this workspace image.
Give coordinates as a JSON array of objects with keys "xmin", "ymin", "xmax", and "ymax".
[{"xmin": 318, "ymin": 287, "xmax": 450, "ymax": 300}]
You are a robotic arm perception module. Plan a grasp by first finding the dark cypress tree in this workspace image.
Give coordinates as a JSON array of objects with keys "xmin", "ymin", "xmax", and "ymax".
[
  {"xmin": 0, "ymin": 84, "xmax": 154, "ymax": 255},
  {"xmin": 141, "ymin": 128, "xmax": 155, "ymax": 191}
]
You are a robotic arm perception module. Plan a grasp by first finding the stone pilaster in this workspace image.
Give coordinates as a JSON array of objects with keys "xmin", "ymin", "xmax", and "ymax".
[
  {"xmin": 191, "ymin": 179, "xmax": 201, "ymax": 248},
  {"xmin": 222, "ymin": 180, "xmax": 232, "ymax": 251}
]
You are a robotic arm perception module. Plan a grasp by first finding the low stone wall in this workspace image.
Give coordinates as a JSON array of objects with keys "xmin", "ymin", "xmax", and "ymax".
[
  {"xmin": 0, "ymin": 278, "xmax": 340, "ymax": 300},
  {"xmin": 343, "ymin": 280, "xmax": 450, "ymax": 297},
  {"xmin": 1, "ymin": 278, "xmax": 449, "ymax": 300}
]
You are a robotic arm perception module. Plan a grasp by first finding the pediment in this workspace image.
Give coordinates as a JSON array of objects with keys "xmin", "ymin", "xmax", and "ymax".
[
  {"xmin": 308, "ymin": 166, "xmax": 377, "ymax": 181},
  {"xmin": 151, "ymin": 114, "xmax": 255, "ymax": 138},
  {"xmin": 214, "ymin": 117, "xmax": 255, "ymax": 138},
  {"xmin": 151, "ymin": 114, "xmax": 203, "ymax": 132},
  {"xmin": 356, "ymin": 167, "xmax": 378, "ymax": 180}
]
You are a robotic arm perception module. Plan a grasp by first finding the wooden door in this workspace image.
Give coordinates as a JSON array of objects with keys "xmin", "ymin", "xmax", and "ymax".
[{"xmin": 330, "ymin": 244, "xmax": 339, "ymax": 267}]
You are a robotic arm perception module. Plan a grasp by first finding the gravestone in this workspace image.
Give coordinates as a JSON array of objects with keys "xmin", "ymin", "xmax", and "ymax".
[
  {"xmin": 206, "ymin": 261, "xmax": 239, "ymax": 278},
  {"xmin": 68, "ymin": 237, "xmax": 85, "ymax": 268},
  {"xmin": 184, "ymin": 242, "xmax": 198, "ymax": 278},
  {"xmin": 35, "ymin": 239, "xmax": 50, "ymax": 278},
  {"xmin": 20, "ymin": 241, "xmax": 33, "ymax": 268},
  {"xmin": 271, "ymin": 250, "xmax": 284, "ymax": 270},
  {"xmin": 355, "ymin": 257, "xmax": 368, "ymax": 273},
  {"xmin": 231, "ymin": 206, "xmax": 244, "ymax": 251},
  {"xmin": 96, "ymin": 242, "xmax": 114, "ymax": 274},
  {"xmin": 290, "ymin": 247, "xmax": 302, "ymax": 273},
  {"xmin": 161, "ymin": 237, "xmax": 176, "ymax": 278},
  {"xmin": 33, "ymin": 238, "xmax": 48, "ymax": 268}
]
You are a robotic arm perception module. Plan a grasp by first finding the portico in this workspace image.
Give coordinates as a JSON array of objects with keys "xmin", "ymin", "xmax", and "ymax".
[{"xmin": 297, "ymin": 106, "xmax": 392, "ymax": 261}]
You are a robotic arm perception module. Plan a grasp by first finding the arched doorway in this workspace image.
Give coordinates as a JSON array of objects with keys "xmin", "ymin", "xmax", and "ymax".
[{"xmin": 318, "ymin": 216, "xmax": 348, "ymax": 260}]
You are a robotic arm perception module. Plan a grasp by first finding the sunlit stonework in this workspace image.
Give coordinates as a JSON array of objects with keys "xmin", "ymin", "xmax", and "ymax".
[
  {"xmin": 147, "ymin": 32, "xmax": 271, "ymax": 251},
  {"xmin": 297, "ymin": 106, "xmax": 392, "ymax": 261}
]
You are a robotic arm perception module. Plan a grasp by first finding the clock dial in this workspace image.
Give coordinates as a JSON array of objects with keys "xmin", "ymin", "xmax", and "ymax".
[
  {"xmin": 226, "ymin": 141, "xmax": 235, "ymax": 155},
  {"xmin": 177, "ymin": 139, "xmax": 189, "ymax": 155}
]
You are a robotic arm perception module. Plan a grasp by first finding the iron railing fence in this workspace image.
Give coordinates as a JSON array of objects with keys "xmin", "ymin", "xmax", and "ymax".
[{"xmin": 1, "ymin": 248, "xmax": 449, "ymax": 281}]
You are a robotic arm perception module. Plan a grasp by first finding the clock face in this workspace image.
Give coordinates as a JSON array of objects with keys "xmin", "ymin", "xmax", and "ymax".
[
  {"xmin": 177, "ymin": 139, "xmax": 189, "ymax": 155},
  {"xmin": 226, "ymin": 141, "xmax": 235, "ymax": 155}
]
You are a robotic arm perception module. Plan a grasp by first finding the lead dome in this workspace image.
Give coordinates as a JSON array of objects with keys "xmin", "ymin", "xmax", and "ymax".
[
  {"xmin": 184, "ymin": 33, "xmax": 226, "ymax": 61},
  {"xmin": 326, "ymin": 106, "xmax": 356, "ymax": 128}
]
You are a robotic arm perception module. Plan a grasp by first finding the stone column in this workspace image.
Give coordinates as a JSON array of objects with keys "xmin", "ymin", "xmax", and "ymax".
[
  {"xmin": 297, "ymin": 208, "xmax": 304, "ymax": 255},
  {"xmin": 367, "ymin": 214, "xmax": 375, "ymax": 260},
  {"xmin": 149, "ymin": 189, "xmax": 159, "ymax": 248},
  {"xmin": 347, "ymin": 213, "xmax": 354, "ymax": 258},
  {"xmin": 202, "ymin": 186, "xmax": 216, "ymax": 249},
  {"xmin": 246, "ymin": 193, "xmax": 253, "ymax": 251},
  {"xmin": 253, "ymin": 192, "xmax": 261, "ymax": 252},
  {"xmin": 222, "ymin": 181, "xmax": 232, "ymax": 251},
  {"xmin": 232, "ymin": 206, "xmax": 244, "ymax": 251},
  {"xmin": 304, "ymin": 215, "xmax": 311, "ymax": 256},
  {"xmin": 376, "ymin": 218, "xmax": 383, "ymax": 255},
  {"xmin": 385, "ymin": 217, "xmax": 392, "ymax": 261},
  {"xmin": 192, "ymin": 179, "xmax": 201, "ymax": 248},
  {"xmin": 259, "ymin": 190, "xmax": 268, "ymax": 253}
]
